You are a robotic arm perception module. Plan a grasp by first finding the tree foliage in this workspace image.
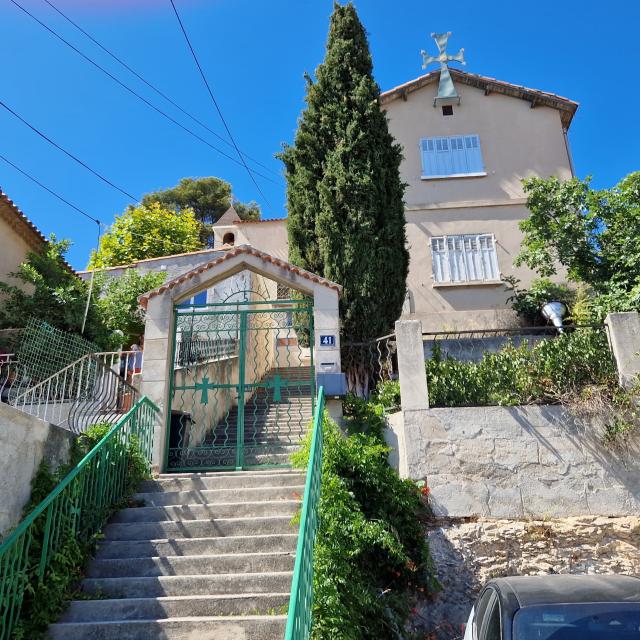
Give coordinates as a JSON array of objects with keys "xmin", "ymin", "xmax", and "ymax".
[
  {"xmin": 95, "ymin": 269, "xmax": 166, "ymax": 344},
  {"xmin": 279, "ymin": 2, "xmax": 408, "ymax": 383},
  {"xmin": 88, "ymin": 202, "xmax": 203, "ymax": 268},
  {"xmin": 516, "ymin": 172, "xmax": 640, "ymax": 318},
  {"xmin": 142, "ymin": 177, "xmax": 260, "ymax": 245},
  {"xmin": 0, "ymin": 236, "xmax": 111, "ymax": 347}
]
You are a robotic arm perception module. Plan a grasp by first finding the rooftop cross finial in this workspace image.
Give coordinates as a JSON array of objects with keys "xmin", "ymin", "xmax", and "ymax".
[{"xmin": 421, "ymin": 32, "xmax": 465, "ymax": 102}]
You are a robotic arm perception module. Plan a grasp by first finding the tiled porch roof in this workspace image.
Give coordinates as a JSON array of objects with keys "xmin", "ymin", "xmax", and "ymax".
[{"xmin": 138, "ymin": 244, "xmax": 342, "ymax": 308}]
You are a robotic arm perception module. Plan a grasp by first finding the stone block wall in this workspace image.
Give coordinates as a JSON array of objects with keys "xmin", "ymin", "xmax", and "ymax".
[{"xmin": 401, "ymin": 405, "xmax": 640, "ymax": 518}]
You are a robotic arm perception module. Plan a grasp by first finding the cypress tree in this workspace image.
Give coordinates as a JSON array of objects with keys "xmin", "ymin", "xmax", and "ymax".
[{"xmin": 280, "ymin": 2, "xmax": 408, "ymax": 394}]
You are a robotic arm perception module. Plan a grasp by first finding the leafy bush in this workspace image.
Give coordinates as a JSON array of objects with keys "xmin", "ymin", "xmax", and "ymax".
[
  {"xmin": 292, "ymin": 409, "xmax": 438, "ymax": 639},
  {"xmin": 425, "ymin": 328, "xmax": 616, "ymax": 407},
  {"xmin": 503, "ymin": 276, "xmax": 576, "ymax": 324},
  {"xmin": 10, "ymin": 422, "xmax": 149, "ymax": 639}
]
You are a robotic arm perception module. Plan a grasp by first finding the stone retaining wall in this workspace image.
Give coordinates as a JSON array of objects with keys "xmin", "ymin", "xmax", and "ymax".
[{"xmin": 396, "ymin": 404, "xmax": 640, "ymax": 518}]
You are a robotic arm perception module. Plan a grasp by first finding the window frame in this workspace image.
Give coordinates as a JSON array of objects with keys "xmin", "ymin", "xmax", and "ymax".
[
  {"xmin": 420, "ymin": 134, "xmax": 486, "ymax": 179},
  {"xmin": 430, "ymin": 233, "xmax": 500, "ymax": 285}
]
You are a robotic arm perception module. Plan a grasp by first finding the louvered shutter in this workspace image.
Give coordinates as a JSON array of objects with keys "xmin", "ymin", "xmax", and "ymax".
[
  {"xmin": 464, "ymin": 135, "xmax": 484, "ymax": 173},
  {"xmin": 421, "ymin": 139, "xmax": 436, "ymax": 176},
  {"xmin": 431, "ymin": 237, "xmax": 447, "ymax": 283}
]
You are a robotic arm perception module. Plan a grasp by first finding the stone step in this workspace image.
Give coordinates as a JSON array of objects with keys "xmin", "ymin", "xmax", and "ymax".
[
  {"xmin": 49, "ymin": 615, "xmax": 287, "ymax": 640},
  {"xmin": 141, "ymin": 472, "xmax": 304, "ymax": 493},
  {"xmin": 95, "ymin": 534, "xmax": 298, "ymax": 559},
  {"xmin": 111, "ymin": 500, "xmax": 300, "ymax": 523},
  {"xmin": 59, "ymin": 593, "xmax": 290, "ymax": 622},
  {"xmin": 134, "ymin": 485, "xmax": 305, "ymax": 507},
  {"xmin": 82, "ymin": 571, "xmax": 293, "ymax": 598},
  {"xmin": 103, "ymin": 516, "xmax": 297, "ymax": 541},
  {"xmin": 87, "ymin": 551, "xmax": 295, "ymax": 579}
]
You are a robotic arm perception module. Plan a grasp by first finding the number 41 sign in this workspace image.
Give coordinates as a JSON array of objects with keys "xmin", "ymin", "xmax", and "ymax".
[{"xmin": 319, "ymin": 335, "xmax": 336, "ymax": 348}]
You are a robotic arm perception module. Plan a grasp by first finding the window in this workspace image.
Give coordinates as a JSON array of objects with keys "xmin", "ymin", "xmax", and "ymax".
[
  {"xmin": 431, "ymin": 234, "xmax": 499, "ymax": 284},
  {"xmin": 420, "ymin": 134, "xmax": 484, "ymax": 178},
  {"xmin": 176, "ymin": 290, "xmax": 208, "ymax": 308},
  {"xmin": 473, "ymin": 589, "xmax": 496, "ymax": 640},
  {"xmin": 222, "ymin": 232, "xmax": 235, "ymax": 245},
  {"xmin": 481, "ymin": 598, "xmax": 501, "ymax": 640},
  {"xmin": 442, "ymin": 105, "xmax": 453, "ymax": 116}
]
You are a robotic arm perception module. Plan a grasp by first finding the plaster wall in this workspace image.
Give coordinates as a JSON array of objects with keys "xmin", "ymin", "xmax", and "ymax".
[
  {"xmin": 0, "ymin": 402, "xmax": 75, "ymax": 536},
  {"xmin": 0, "ymin": 209, "xmax": 37, "ymax": 296},
  {"xmin": 384, "ymin": 82, "xmax": 573, "ymax": 206},
  {"xmin": 398, "ymin": 405, "xmax": 640, "ymax": 518}
]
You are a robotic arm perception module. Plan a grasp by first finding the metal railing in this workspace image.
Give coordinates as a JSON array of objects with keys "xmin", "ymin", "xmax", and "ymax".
[
  {"xmin": 342, "ymin": 333, "xmax": 397, "ymax": 397},
  {"xmin": 285, "ymin": 387, "xmax": 325, "ymax": 640},
  {"xmin": 0, "ymin": 396, "xmax": 158, "ymax": 640},
  {"xmin": 94, "ymin": 350, "xmax": 144, "ymax": 390},
  {"xmin": 422, "ymin": 325, "xmax": 575, "ymax": 363},
  {"xmin": 12, "ymin": 353, "xmax": 140, "ymax": 434}
]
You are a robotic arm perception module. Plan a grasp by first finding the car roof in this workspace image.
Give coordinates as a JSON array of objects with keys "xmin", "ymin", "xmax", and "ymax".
[{"xmin": 490, "ymin": 575, "xmax": 640, "ymax": 608}]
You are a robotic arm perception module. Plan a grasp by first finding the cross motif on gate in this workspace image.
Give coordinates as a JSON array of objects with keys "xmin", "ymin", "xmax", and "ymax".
[
  {"xmin": 421, "ymin": 32, "xmax": 465, "ymax": 102},
  {"xmin": 195, "ymin": 375, "xmax": 217, "ymax": 405},
  {"xmin": 263, "ymin": 373, "xmax": 284, "ymax": 403}
]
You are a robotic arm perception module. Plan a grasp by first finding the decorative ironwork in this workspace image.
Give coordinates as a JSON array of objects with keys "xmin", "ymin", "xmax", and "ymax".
[
  {"xmin": 342, "ymin": 333, "xmax": 398, "ymax": 400},
  {"xmin": 421, "ymin": 31, "xmax": 465, "ymax": 103},
  {"xmin": 285, "ymin": 387, "xmax": 324, "ymax": 640},
  {"xmin": 0, "ymin": 396, "xmax": 158, "ymax": 640},
  {"xmin": 11, "ymin": 353, "xmax": 140, "ymax": 434},
  {"xmin": 165, "ymin": 293, "xmax": 315, "ymax": 471}
]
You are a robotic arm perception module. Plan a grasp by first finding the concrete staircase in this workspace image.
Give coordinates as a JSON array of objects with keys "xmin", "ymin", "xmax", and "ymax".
[{"xmin": 49, "ymin": 469, "xmax": 305, "ymax": 640}]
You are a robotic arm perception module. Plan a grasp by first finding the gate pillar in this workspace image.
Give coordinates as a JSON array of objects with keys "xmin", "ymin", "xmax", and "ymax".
[{"xmin": 312, "ymin": 286, "xmax": 343, "ymax": 422}]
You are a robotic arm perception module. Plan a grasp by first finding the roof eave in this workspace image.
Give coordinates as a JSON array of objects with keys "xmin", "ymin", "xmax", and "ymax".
[{"xmin": 380, "ymin": 69, "xmax": 578, "ymax": 130}]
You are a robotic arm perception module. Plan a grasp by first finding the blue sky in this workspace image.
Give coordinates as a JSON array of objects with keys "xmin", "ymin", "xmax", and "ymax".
[{"xmin": 1, "ymin": 0, "xmax": 638, "ymax": 269}]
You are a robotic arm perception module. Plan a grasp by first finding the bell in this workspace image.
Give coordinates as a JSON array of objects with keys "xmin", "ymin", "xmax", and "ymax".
[{"xmin": 541, "ymin": 301, "xmax": 568, "ymax": 333}]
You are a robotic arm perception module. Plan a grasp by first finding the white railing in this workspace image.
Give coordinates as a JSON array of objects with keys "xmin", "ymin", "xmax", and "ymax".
[{"xmin": 9, "ymin": 350, "xmax": 143, "ymax": 429}]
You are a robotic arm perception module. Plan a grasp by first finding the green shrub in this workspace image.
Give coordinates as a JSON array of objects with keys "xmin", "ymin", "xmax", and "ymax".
[
  {"xmin": 503, "ymin": 276, "xmax": 576, "ymax": 324},
  {"xmin": 292, "ymin": 413, "xmax": 438, "ymax": 639},
  {"xmin": 426, "ymin": 328, "xmax": 615, "ymax": 407}
]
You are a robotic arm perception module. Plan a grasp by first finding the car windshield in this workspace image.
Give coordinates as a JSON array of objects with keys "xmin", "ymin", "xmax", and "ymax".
[{"xmin": 514, "ymin": 602, "xmax": 640, "ymax": 639}]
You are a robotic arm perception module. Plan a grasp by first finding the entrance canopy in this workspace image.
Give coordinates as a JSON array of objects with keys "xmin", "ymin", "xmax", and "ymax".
[{"xmin": 138, "ymin": 245, "xmax": 342, "ymax": 470}]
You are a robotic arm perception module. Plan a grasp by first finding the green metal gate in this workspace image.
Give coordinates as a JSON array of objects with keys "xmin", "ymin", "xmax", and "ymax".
[{"xmin": 164, "ymin": 296, "xmax": 315, "ymax": 472}]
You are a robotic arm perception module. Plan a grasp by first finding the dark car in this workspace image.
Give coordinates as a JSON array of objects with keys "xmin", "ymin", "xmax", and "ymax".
[{"xmin": 463, "ymin": 574, "xmax": 640, "ymax": 640}]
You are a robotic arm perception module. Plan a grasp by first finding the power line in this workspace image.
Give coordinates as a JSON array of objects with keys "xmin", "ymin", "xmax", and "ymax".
[
  {"xmin": 168, "ymin": 0, "xmax": 271, "ymax": 206},
  {"xmin": 0, "ymin": 99, "xmax": 137, "ymax": 201},
  {"xmin": 41, "ymin": 0, "xmax": 280, "ymax": 179},
  {"xmin": 9, "ymin": 0, "xmax": 275, "ymax": 184},
  {"xmin": 0, "ymin": 151, "xmax": 101, "ymax": 225},
  {"xmin": 1, "ymin": 150, "xmax": 206, "ymax": 253}
]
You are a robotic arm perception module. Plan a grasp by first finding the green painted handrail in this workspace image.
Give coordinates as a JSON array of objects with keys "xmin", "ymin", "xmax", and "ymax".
[
  {"xmin": 0, "ymin": 396, "xmax": 159, "ymax": 639},
  {"xmin": 285, "ymin": 386, "xmax": 325, "ymax": 640}
]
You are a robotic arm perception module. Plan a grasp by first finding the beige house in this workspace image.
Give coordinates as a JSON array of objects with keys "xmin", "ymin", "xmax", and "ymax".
[
  {"xmin": 0, "ymin": 189, "xmax": 51, "ymax": 294},
  {"xmin": 212, "ymin": 69, "xmax": 578, "ymax": 332}
]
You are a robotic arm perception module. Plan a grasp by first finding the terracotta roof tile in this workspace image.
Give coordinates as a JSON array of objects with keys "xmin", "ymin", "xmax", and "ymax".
[
  {"xmin": 0, "ymin": 188, "xmax": 76, "ymax": 273},
  {"xmin": 138, "ymin": 244, "xmax": 341, "ymax": 308},
  {"xmin": 380, "ymin": 69, "xmax": 578, "ymax": 129}
]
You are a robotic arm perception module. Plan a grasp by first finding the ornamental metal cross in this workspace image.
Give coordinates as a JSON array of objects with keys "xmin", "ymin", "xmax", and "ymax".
[
  {"xmin": 195, "ymin": 375, "xmax": 217, "ymax": 405},
  {"xmin": 262, "ymin": 373, "xmax": 284, "ymax": 403},
  {"xmin": 421, "ymin": 32, "xmax": 465, "ymax": 101}
]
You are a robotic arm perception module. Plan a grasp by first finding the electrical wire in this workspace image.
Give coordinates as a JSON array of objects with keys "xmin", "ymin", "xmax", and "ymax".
[
  {"xmin": 0, "ymin": 151, "xmax": 205, "ymax": 256},
  {"xmin": 41, "ymin": 0, "xmax": 279, "ymax": 178},
  {"xmin": 0, "ymin": 152, "xmax": 102, "ymax": 225},
  {"xmin": 168, "ymin": 0, "xmax": 271, "ymax": 206},
  {"xmin": 0, "ymin": 99, "xmax": 137, "ymax": 201},
  {"xmin": 9, "ymin": 0, "xmax": 275, "ymax": 184}
]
